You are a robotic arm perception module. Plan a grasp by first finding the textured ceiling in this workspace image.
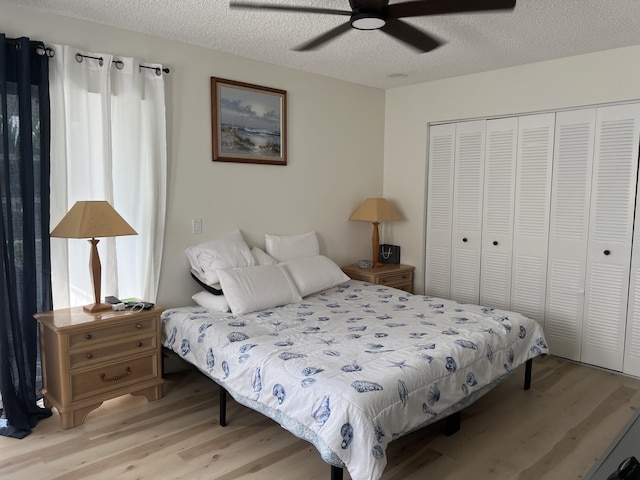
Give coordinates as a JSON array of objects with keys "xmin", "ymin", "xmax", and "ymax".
[{"xmin": 5, "ymin": 0, "xmax": 640, "ymax": 89}]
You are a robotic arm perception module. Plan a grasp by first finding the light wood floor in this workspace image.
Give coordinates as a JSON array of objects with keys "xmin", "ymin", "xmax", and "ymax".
[{"xmin": 1, "ymin": 356, "xmax": 639, "ymax": 480}]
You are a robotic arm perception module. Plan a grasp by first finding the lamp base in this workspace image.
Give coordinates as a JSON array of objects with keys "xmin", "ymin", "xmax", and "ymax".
[{"xmin": 83, "ymin": 302, "xmax": 112, "ymax": 313}]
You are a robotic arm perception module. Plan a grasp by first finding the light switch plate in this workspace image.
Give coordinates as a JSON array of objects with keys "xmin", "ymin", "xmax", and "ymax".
[{"xmin": 192, "ymin": 218, "xmax": 202, "ymax": 235}]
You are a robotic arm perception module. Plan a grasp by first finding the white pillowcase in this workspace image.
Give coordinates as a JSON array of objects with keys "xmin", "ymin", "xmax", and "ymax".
[
  {"xmin": 185, "ymin": 230, "xmax": 255, "ymax": 285},
  {"xmin": 192, "ymin": 291, "xmax": 230, "ymax": 312},
  {"xmin": 265, "ymin": 231, "xmax": 320, "ymax": 262},
  {"xmin": 281, "ymin": 255, "xmax": 350, "ymax": 297},
  {"xmin": 251, "ymin": 246, "xmax": 277, "ymax": 266},
  {"xmin": 217, "ymin": 264, "xmax": 302, "ymax": 315}
]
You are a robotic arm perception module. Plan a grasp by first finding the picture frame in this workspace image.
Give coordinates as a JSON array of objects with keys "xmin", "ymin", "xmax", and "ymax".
[{"xmin": 211, "ymin": 77, "xmax": 287, "ymax": 165}]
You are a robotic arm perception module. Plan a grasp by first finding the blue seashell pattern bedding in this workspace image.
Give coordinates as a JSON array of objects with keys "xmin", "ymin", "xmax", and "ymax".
[{"xmin": 161, "ymin": 280, "xmax": 549, "ymax": 480}]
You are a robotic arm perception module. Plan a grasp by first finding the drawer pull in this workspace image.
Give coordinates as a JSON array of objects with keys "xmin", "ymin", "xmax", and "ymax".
[
  {"xmin": 101, "ymin": 367, "xmax": 131, "ymax": 382},
  {"xmin": 135, "ymin": 324, "xmax": 143, "ymax": 329},
  {"xmin": 85, "ymin": 334, "xmax": 92, "ymax": 340},
  {"xmin": 136, "ymin": 341, "xmax": 143, "ymax": 347},
  {"xmin": 86, "ymin": 353, "xmax": 93, "ymax": 359}
]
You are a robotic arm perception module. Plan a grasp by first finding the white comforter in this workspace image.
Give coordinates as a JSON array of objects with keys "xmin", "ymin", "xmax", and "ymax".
[{"xmin": 162, "ymin": 280, "xmax": 548, "ymax": 480}]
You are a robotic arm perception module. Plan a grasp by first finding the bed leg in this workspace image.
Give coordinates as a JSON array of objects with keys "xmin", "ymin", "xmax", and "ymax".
[
  {"xmin": 331, "ymin": 465, "xmax": 343, "ymax": 480},
  {"xmin": 524, "ymin": 358, "xmax": 533, "ymax": 391},
  {"xmin": 445, "ymin": 411, "xmax": 461, "ymax": 436},
  {"xmin": 220, "ymin": 385, "xmax": 227, "ymax": 427}
]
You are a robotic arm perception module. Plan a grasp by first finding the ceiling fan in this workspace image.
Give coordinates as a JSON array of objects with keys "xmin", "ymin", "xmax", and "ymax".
[{"xmin": 229, "ymin": 0, "xmax": 517, "ymax": 53}]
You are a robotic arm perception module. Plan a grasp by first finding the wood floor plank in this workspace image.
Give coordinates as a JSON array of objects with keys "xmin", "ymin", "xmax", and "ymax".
[{"xmin": 1, "ymin": 356, "xmax": 639, "ymax": 480}]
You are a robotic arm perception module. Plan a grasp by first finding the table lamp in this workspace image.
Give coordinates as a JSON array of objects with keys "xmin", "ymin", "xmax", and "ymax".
[
  {"xmin": 50, "ymin": 201, "xmax": 137, "ymax": 313},
  {"xmin": 349, "ymin": 197, "xmax": 401, "ymax": 267}
]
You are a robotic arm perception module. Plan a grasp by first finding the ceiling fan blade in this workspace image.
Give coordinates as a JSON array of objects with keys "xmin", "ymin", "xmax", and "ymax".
[
  {"xmin": 380, "ymin": 19, "xmax": 442, "ymax": 53},
  {"xmin": 230, "ymin": 1, "xmax": 350, "ymax": 16},
  {"xmin": 294, "ymin": 22, "xmax": 353, "ymax": 51},
  {"xmin": 387, "ymin": 0, "xmax": 516, "ymax": 19},
  {"xmin": 350, "ymin": 0, "xmax": 389, "ymax": 11}
]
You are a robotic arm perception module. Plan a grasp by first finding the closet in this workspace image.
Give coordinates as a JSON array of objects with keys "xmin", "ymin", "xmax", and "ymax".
[
  {"xmin": 546, "ymin": 103, "xmax": 640, "ymax": 373},
  {"xmin": 425, "ymin": 113, "xmax": 554, "ymax": 324},
  {"xmin": 425, "ymin": 103, "xmax": 640, "ymax": 376}
]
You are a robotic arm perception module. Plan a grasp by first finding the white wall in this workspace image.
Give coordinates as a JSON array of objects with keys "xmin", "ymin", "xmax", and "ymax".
[
  {"xmin": 384, "ymin": 46, "xmax": 640, "ymax": 294},
  {"xmin": 0, "ymin": 4, "xmax": 386, "ymax": 307},
  {"xmin": 7, "ymin": 3, "xmax": 638, "ymax": 304}
]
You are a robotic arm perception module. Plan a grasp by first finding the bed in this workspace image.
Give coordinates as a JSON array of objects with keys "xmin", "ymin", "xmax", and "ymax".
[{"xmin": 161, "ymin": 277, "xmax": 548, "ymax": 480}]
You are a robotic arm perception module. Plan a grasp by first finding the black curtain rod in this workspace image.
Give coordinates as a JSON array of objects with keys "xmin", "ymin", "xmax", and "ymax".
[
  {"xmin": 73, "ymin": 52, "xmax": 170, "ymax": 75},
  {"xmin": 6, "ymin": 38, "xmax": 54, "ymax": 57},
  {"xmin": 140, "ymin": 64, "xmax": 171, "ymax": 76},
  {"xmin": 5, "ymin": 38, "xmax": 171, "ymax": 74}
]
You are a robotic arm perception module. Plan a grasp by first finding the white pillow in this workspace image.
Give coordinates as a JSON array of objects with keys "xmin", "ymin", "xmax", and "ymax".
[
  {"xmin": 217, "ymin": 264, "xmax": 302, "ymax": 315},
  {"xmin": 265, "ymin": 231, "xmax": 319, "ymax": 262},
  {"xmin": 281, "ymin": 255, "xmax": 350, "ymax": 297},
  {"xmin": 185, "ymin": 230, "xmax": 255, "ymax": 285},
  {"xmin": 192, "ymin": 291, "xmax": 230, "ymax": 312},
  {"xmin": 251, "ymin": 246, "xmax": 277, "ymax": 266}
]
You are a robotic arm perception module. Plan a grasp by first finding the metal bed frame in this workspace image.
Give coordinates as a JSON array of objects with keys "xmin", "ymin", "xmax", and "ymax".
[{"xmin": 164, "ymin": 348, "xmax": 533, "ymax": 480}]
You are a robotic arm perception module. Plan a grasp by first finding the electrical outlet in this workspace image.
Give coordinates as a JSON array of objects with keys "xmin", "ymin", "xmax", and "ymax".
[{"xmin": 192, "ymin": 218, "xmax": 202, "ymax": 235}]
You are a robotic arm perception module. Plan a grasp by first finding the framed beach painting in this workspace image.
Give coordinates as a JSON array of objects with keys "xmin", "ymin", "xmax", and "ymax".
[{"xmin": 211, "ymin": 77, "xmax": 287, "ymax": 165}]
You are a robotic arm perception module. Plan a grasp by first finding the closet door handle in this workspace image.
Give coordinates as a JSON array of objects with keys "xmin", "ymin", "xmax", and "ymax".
[
  {"xmin": 604, "ymin": 249, "xmax": 611, "ymax": 256},
  {"xmin": 493, "ymin": 241, "xmax": 499, "ymax": 246},
  {"xmin": 462, "ymin": 238, "xmax": 468, "ymax": 243}
]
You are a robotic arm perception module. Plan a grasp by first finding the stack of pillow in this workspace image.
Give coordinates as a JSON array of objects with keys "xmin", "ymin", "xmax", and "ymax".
[{"xmin": 186, "ymin": 230, "xmax": 350, "ymax": 315}]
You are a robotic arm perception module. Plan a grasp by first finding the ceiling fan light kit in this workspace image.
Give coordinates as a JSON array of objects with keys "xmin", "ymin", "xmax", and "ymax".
[
  {"xmin": 351, "ymin": 12, "xmax": 386, "ymax": 30},
  {"xmin": 230, "ymin": 0, "xmax": 517, "ymax": 52}
]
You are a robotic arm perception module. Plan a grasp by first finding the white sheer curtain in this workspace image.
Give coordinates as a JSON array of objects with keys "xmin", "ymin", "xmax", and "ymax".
[{"xmin": 49, "ymin": 45, "xmax": 167, "ymax": 307}]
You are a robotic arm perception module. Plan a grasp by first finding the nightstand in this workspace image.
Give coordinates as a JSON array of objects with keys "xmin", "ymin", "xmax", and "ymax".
[
  {"xmin": 343, "ymin": 263, "xmax": 415, "ymax": 293},
  {"xmin": 35, "ymin": 306, "xmax": 164, "ymax": 429}
]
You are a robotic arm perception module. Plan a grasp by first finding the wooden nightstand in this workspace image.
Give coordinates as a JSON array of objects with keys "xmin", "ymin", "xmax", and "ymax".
[
  {"xmin": 35, "ymin": 306, "xmax": 164, "ymax": 429},
  {"xmin": 343, "ymin": 263, "xmax": 415, "ymax": 293}
]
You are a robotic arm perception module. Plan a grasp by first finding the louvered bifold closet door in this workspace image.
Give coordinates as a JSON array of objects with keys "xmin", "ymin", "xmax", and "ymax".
[
  {"xmin": 510, "ymin": 113, "xmax": 555, "ymax": 324},
  {"xmin": 451, "ymin": 120, "xmax": 486, "ymax": 304},
  {"xmin": 425, "ymin": 123, "xmax": 456, "ymax": 298},
  {"xmin": 625, "ymin": 152, "xmax": 640, "ymax": 376},
  {"xmin": 545, "ymin": 108, "xmax": 596, "ymax": 361},
  {"xmin": 582, "ymin": 103, "xmax": 640, "ymax": 371},
  {"xmin": 479, "ymin": 117, "xmax": 518, "ymax": 310}
]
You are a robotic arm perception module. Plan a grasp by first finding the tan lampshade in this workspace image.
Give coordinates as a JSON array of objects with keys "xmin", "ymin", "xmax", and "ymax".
[
  {"xmin": 349, "ymin": 198, "xmax": 401, "ymax": 223},
  {"xmin": 51, "ymin": 201, "xmax": 137, "ymax": 239}
]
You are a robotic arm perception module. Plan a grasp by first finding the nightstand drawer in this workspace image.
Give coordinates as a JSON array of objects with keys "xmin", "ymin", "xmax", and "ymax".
[
  {"xmin": 69, "ymin": 317, "xmax": 155, "ymax": 348},
  {"xmin": 342, "ymin": 263, "xmax": 414, "ymax": 293},
  {"xmin": 383, "ymin": 281, "xmax": 412, "ymax": 292},
  {"xmin": 71, "ymin": 353, "xmax": 158, "ymax": 402},
  {"xmin": 69, "ymin": 335, "xmax": 156, "ymax": 369},
  {"xmin": 378, "ymin": 273, "xmax": 411, "ymax": 287}
]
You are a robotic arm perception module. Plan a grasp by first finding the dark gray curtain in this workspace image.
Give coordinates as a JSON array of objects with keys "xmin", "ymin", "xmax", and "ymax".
[{"xmin": 0, "ymin": 34, "xmax": 52, "ymax": 438}]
